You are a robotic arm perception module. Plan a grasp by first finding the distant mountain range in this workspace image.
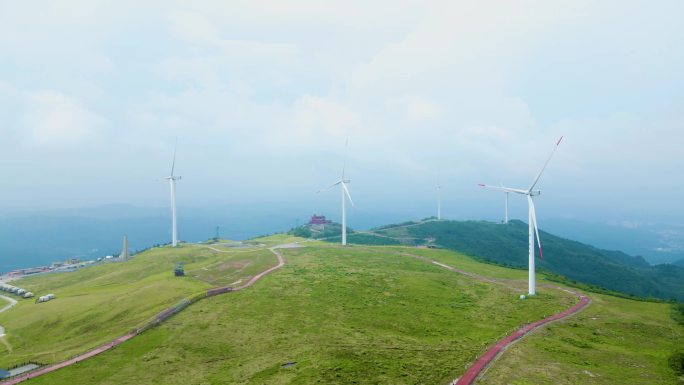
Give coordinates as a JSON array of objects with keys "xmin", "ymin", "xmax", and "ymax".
[
  {"xmin": 0, "ymin": 205, "xmax": 301, "ymax": 272},
  {"xmin": 4, "ymin": 204, "xmax": 684, "ymax": 302},
  {"xmin": 541, "ymin": 218, "xmax": 684, "ymax": 265},
  {"xmin": 295, "ymin": 219, "xmax": 684, "ymax": 302}
]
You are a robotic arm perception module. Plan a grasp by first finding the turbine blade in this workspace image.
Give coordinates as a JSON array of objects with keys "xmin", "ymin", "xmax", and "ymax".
[
  {"xmin": 478, "ymin": 184, "xmax": 529, "ymax": 195},
  {"xmin": 342, "ymin": 182, "xmax": 354, "ymax": 206},
  {"xmin": 529, "ymin": 196, "xmax": 543, "ymax": 259},
  {"xmin": 317, "ymin": 180, "xmax": 342, "ymax": 194},
  {"xmin": 341, "ymin": 139, "xmax": 348, "ymax": 179},
  {"xmin": 171, "ymin": 137, "xmax": 178, "ymax": 176},
  {"xmin": 528, "ymin": 135, "xmax": 563, "ymax": 192}
]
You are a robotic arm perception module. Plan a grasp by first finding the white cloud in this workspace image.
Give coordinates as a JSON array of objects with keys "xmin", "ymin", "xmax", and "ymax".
[
  {"xmin": 386, "ymin": 95, "xmax": 440, "ymax": 121},
  {"xmin": 165, "ymin": 10, "xmax": 300, "ymax": 58},
  {"xmin": 289, "ymin": 95, "xmax": 358, "ymax": 142},
  {"xmin": 0, "ymin": 0, "xmax": 681, "ymax": 218},
  {"xmin": 24, "ymin": 90, "xmax": 103, "ymax": 148}
]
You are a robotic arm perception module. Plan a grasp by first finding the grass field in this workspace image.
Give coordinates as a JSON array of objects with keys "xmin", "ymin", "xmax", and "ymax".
[
  {"xmin": 0, "ymin": 242, "xmax": 278, "ymax": 368},
  {"xmin": 478, "ymin": 293, "xmax": 684, "ymax": 384},
  {"xmin": 2, "ymin": 240, "xmax": 682, "ymax": 384},
  {"xmin": 22, "ymin": 244, "xmax": 574, "ymax": 384}
]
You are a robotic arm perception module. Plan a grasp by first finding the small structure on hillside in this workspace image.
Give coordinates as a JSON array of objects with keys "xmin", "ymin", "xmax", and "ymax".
[
  {"xmin": 309, "ymin": 214, "xmax": 332, "ymax": 231},
  {"xmin": 119, "ymin": 235, "xmax": 130, "ymax": 260},
  {"xmin": 309, "ymin": 214, "xmax": 332, "ymax": 225},
  {"xmin": 36, "ymin": 294, "xmax": 56, "ymax": 303},
  {"xmin": 174, "ymin": 262, "xmax": 185, "ymax": 277}
]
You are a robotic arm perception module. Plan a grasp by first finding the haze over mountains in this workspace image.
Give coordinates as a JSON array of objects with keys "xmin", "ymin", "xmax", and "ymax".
[
  {"xmin": 3, "ymin": 204, "xmax": 684, "ymax": 280},
  {"xmin": 365, "ymin": 220, "xmax": 684, "ymax": 302}
]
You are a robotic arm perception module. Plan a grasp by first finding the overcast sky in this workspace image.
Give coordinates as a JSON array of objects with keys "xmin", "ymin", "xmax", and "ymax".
[{"xmin": 0, "ymin": 1, "xmax": 682, "ymax": 225}]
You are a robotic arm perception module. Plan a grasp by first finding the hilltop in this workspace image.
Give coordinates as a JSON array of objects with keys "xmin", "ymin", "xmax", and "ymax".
[
  {"xmin": 5, "ymin": 238, "xmax": 680, "ymax": 384},
  {"xmin": 364, "ymin": 219, "xmax": 684, "ymax": 302},
  {"xmin": 291, "ymin": 219, "xmax": 684, "ymax": 301}
]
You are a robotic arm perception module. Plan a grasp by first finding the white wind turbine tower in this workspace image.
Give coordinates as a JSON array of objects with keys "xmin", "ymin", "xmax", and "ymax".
[
  {"xmin": 164, "ymin": 140, "xmax": 181, "ymax": 247},
  {"xmin": 318, "ymin": 141, "xmax": 354, "ymax": 246},
  {"xmin": 479, "ymin": 136, "xmax": 563, "ymax": 295},
  {"xmin": 503, "ymin": 190, "xmax": 509, "ymax": 224},
  {"xmin": 436, "ymin": 185, "xmax": 443, "ymax": 220}
]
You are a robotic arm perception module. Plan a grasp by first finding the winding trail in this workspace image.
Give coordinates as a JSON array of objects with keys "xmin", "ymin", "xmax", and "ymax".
[
  {"xmin": 235, "ymin": 246, "xmax": 286, "ymax": 290},
  {"xmin": 454, "ymin": 293, "xmax": 589, "ymax": 385},
  {"xmin": 1, "ymin": 245, "xmax": 289, "ymax": 384},
  {"xmin": 428, "ymin": 259, "xmax": 591, "ymax": 385},
  {"xmin": 2, "ymin": 243, "xmax": 589, "ymax": 384}
]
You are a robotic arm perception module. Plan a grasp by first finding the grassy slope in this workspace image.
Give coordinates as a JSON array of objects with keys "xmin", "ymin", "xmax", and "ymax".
[
  {"xmin": 373, "ymin": 220, "xmax": 684, "ymax": 301},
  {"xmin": 0, "ymin": 243, "xmax": 277, "ymax": 368},
  {"xmin": 23, "ymin": 245, "xmax": 573, "ymax": 385},
  {"xmin": 3, "ymin": 240, "xmax": 681, "ymax": 384},
  {"xmin": 479, "ymin": 294, "xmax": 684, "ymax": 385}
]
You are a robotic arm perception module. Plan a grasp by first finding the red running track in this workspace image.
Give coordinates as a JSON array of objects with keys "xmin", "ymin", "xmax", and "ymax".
[
  {"xmin": 455, "ymin": 294, "xmax": 590, "ymax": 385},
  {"xmin": 2, "ymin": 333, "xmax": 136, "ymax": 385}
]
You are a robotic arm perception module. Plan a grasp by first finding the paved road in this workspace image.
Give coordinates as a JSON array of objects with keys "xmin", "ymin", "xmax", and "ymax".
[
  {"xmin": 2, "ymin": 244, "xmax": 290, "ymax": 384},
  {"xmin": 0, "ymin": 294, "xmax": 18, "ymax": 338},
  {"xmin": 0, "ymin": 294, "xmax": 17, "ymax": 313}
]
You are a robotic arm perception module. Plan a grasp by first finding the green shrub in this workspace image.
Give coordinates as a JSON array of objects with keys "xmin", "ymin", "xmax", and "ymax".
[
  {"xmin": 669, "ymin": 351, "xmax": 684, "ymax": 375},
  {"xmin": 672, "ymin": 303, "xmax": 684, "ymax": 326}
]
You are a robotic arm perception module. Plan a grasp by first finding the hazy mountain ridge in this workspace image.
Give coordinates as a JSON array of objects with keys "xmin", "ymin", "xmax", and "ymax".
[
  {"xmin": 366, "ymin": 220, "xmax": 684, "ymax": 302},
  {"xmin": 542, "ymin": 218, "xmax": 684, "ymax": 265}
]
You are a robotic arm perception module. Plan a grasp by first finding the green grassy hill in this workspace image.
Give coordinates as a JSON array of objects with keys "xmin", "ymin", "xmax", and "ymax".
[
  {"xmin": 15, "ymin": 241, "xmax": 684, "ymax": 385},
  {"xmin": 480, "ymin": 292, "xmax": 684, "ymax": 384},
  {"xmin": 0, "ymin": 242, "xmax": 278, "ymax": 368},
  {"xmin": 365, "ymin": 220, "xmax": 684, "ymax": 302}
]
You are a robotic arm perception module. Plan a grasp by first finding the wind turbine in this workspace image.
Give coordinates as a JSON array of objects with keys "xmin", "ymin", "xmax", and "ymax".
[
  {"xmin": 436, "ymin": 185, "xmax": 443, "ymax": 220},
  {"xmin": 164, "ymin": 140, "xmax": 181, "ymax": 247},
  {"xmin": 479, "ymin": 136, "xmax": 563, "ymax": 295},
  {"xmin": 318, "ymin": 140, "xmax": 354, "ymax": 246}
]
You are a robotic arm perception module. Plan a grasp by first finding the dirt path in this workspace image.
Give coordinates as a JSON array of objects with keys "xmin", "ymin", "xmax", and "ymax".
[
  {"xmin": 1, "ymin": 245, "xmax": 289, "ymax": 385},
  {"xmin": 235, "ymin": 247, "xmax": 285, "ymax": 290}
]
